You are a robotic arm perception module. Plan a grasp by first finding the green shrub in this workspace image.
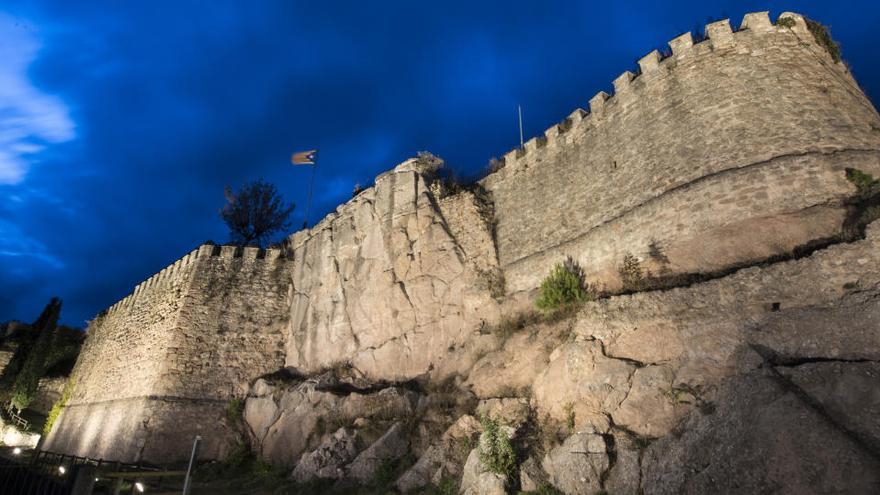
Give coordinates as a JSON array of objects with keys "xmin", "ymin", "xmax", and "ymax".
[
  {"xmin": 478, "ymin": 416, "xmax": 517, "ymax": 481},
  {"xmin": 805, "ymin": 18, "xmax": 841, "ymax": 62},
  {"xmin": 618, "ymin": 252, "xmax": 645, "ymax": 291},
  {"xmin": 225, "ymin": 397, "xmax": 244, "ymax": 425},
  {"xmin": 536, "ymin": 257, "xmax": 592, "ymax": 312},
  {"xmin": 845, "ymin": 168, "xmax": 879, "ymax": 196},
  {"xmin": 776, "ymin": 17, "xmax": 796, "ymax": 29}
]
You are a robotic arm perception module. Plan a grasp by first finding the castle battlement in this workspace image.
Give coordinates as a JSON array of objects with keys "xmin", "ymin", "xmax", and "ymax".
[
  {"xmin": 489, "ymin": 12, "xmax": 830, "ymax": 179},
  {"xmin": 44, "ymin": 11, "xmax": 880, "ymax": 467},
  {"xmin": 105, "ymin": 243, "xmax": 286, "ymax": 315}
]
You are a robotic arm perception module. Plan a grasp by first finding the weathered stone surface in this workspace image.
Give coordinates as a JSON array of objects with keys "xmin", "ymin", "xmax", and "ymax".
[
  {"xmin": 475, "ymin": 398, "xmax": 531, "ymax": 430},
  {"xmin": 347, "ymin": 422, "xmax": 409, "ymax": 482},
  {"xmin": 778, "ymin": 361, "xmax": 880, "ymax": 452},
  {"xmin": 518, "ymin": 456, "xmax": 548, "ymax": 492},
  {"xmin": 532, "ymin": 340, "xmax": 634, "ymax": 428},
  {"xmin": 612, "ymin": 365, "xmax": 683, "ymax": 438},
  {"xmin": 640, "ymin": 369, "xmax": 880, "ymax": 494},
  {"xmin": 291, "ymin": 428, "xmax": 362, "ymax": 482},
  {"xmin": 459, "ymin": 447, "xmax": 506, "ymax": 495},
  {"xmin": 31, "ymin": 376, "xmax": 67, "ymax": 415},
  {"xmin": 395, "ymin": 414, "xmax": 480, "ymax": 492},
  {"xmin": 246, "ymin": 379, "xmax": 418, "ymax": 468},
  {"xmin": 542, "ymin": 430, "xmax": 609, "ymax": 495},
  {"xmin": 465, "ymin": 320, "xmax": 566, "ymax": 399},
  {"xmin": 286, "ymin": 157, "xmax": 501, "ymax": 382},
  {"xmin": 603, "ymin": 433, "xmax": 643, "ymax": 495}
]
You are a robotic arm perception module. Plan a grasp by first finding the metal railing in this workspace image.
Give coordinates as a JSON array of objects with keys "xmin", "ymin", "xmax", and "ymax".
[
  {"xmin": 3, "ymin": 401, "xmax": 30, "ymax": 430},
  {"xmin": 0, "ymin": 449, "xmax": 187, "ymax": 494}
]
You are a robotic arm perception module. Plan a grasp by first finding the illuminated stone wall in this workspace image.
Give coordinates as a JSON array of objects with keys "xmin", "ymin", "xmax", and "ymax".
[
  {"xmin": 480, "ymin": 12, "xmax": 880, "ymax": 291},
  {"xmin": 43, "ymin": 245, "xmax": 291, "ymax": 463}
]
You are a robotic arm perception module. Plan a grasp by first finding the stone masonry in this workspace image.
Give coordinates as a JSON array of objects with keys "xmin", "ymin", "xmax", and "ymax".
[
  {"xmin": 43, "ymin": 245, "xmax": 291, "ymax": 462},
  {"xmin": 44, "ymin": 11, "xmax": 880, "ymax": 470}
]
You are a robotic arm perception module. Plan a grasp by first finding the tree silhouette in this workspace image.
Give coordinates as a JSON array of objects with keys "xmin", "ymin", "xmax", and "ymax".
[{"xmin": 220, "ymin": 179, "xmax": 295, "ymax": 247}]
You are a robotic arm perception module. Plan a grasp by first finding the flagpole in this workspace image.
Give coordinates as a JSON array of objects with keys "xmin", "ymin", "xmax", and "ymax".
[
  {"xmin": 304, "ymin": 163, "xmax": 317, "ymax": 228},
  {"xmin": 518, "ymin": 104, "xmax": 524, "ymax": 148}
]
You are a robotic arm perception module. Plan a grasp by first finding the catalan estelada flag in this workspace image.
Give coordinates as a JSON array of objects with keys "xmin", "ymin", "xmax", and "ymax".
[{"xmin": 291, "ymin": 150, "xmax": 317, "ymax": 165}]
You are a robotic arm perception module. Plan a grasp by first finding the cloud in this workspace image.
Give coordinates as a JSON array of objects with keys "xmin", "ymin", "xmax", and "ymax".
[
  {"xmin": 0, "ymin": 13, "xmax": 75, "ymax": 184},
  {"xmin": 0, "ymin": 218, "xmax": 64, "ymax": 270}
]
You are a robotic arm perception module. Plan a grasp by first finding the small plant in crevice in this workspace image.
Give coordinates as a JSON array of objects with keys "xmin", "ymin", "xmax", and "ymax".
[
  {"xmin": 776, "ymin": 17, "xmax": 796, "ymax": 29},
  {"xmin": 845, "ymin": 168, "xmax": 880, "ymax": 197},
  {"xmin": 842, "ymin": 168, "xmax": 880, "ymax": 240},
  {"xmin": 563, "ymin": 402, "xmax": 576, "ymax": 431},
  {"xmin": 479, "ymin": 415, "xmax": 518, "ymax": 481},
  {"xmin": 660, "ymin": 383, "xmax": 715, "ymax": 415},
  {"xmin": 536, "ymin": 257, "xmax": 594, "ymax": 312},
  {"xmin": 225, "ymin": 397, "xmax": 245, "ymax": 425},
  {"xmin": 618, "ymin": 252, "xmax": 645, "ymax": 292},
  {"xmin": 805, "ymin": 18, "xmax": 842, "ymax": 63}
]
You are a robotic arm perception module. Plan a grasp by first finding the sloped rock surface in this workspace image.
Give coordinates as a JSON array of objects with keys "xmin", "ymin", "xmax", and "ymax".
[
  {"xmin": 347, "ymin": 421, "xmax": 409, "ymax": 482},
  {"xmin": 290, "ymin": 427, "xmax": 362, "ymax": 482},
  {"xmin": 285, "ymin": 157, "xmax": 501, "ymax": 382},
  {"xmin": 640, "ymin": 369, "xmax": 880, "ymax": 495}
]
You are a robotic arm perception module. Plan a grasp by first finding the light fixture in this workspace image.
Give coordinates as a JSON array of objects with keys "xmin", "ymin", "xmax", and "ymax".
[
  {"xmin": 135, "ymin": 481, "xmax": 145, "ymax": 492},
  {"xmin": 58, "ymin": 466, "xmax": 66, "ymax": 474},
  {"xmin": 12, "ymin": 447, "xmax": 21, "ymax": 455}
]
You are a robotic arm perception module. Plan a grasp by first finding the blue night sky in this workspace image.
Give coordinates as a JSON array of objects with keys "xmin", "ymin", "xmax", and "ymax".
[{"xmin": 1, "ymin": 1, "xmax": 879, "ymax": 327}]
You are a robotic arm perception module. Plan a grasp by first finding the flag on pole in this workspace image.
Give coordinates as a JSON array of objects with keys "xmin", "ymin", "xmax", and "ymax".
[{"xmin": 292, "ymin": 150, "xmax": 318, "ymax": 165}]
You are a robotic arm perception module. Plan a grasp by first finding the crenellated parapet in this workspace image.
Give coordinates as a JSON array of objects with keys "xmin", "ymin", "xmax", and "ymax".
[
  {"xmin": 479, "ymin": 11, "xmax": 880, "ymax": 292},
  {"xmin": 104, "ymin": 243, "xmax": 286, "ymax": 315},
  {"xmin": 485, "ymin": 12, "xmax": 840, "ymax": 179}
]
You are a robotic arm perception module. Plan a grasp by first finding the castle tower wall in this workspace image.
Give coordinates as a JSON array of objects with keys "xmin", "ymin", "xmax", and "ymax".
[
  {"xmin": 42, "ymin": 246, "xmax": 291, "ymax": 463},
  {"xmin": 481, "ymin": 12, "xmax": 880, "ymax": 292}
]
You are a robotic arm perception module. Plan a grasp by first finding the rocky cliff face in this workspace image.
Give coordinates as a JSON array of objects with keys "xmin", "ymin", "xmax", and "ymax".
[
  {"xmin": 285, "ymin": 156, "xmax": 502, "ymax": 381},
  {"xmin": 245, "ymin": 214, "xmax": 880, "ymax": 493}
]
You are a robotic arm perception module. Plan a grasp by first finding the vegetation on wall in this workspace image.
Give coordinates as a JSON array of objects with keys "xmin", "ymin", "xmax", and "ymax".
[
  {"xmin": 535, "ymin": 257, "xmax": 594, "ymax": 312},
  {"xmin": 805, "ymin": 18, "xmax": 842, "ymax": 63},
  {"xmin": 43, "ymin": 372, "xmax": 76, "ymax": 436},
  {"xmin": 10, "ymin": 299, "xmax": 61, "ymax": 410},
  {"xmin": 618, "ymin": 252, "xmax": 646, "ymax": 292}
]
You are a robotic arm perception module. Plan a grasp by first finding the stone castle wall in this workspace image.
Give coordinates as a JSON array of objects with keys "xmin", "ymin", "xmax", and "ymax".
[
  {"xmin": 481, "ymin": 12, "xmax": 880, "ymax": 291},
  {"xmin": 42, "ymin": 10, "xmax": 880, "ymax": 468},
  {"xmin": 44, "ymin": 246, "xmax": 291, "ymax": 463}
]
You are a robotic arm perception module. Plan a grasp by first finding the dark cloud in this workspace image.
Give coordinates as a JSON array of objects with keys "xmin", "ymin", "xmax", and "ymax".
[{"xmin": 1, "ymin": 0, "xmax": 878, "ymax": 326}]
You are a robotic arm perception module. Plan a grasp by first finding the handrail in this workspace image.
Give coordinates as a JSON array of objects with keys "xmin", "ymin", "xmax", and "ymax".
[{"xmin": 2, "ymin": 402, "xmax": 30, "ymax": 431}]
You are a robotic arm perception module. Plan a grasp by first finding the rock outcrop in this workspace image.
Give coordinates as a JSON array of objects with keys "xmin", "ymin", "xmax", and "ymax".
[{"xmin": 285, "ymin": 156, "xmax": 502, "ymax": 382}]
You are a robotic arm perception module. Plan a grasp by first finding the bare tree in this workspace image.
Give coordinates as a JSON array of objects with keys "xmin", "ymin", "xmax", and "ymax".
[{"xmin": 220, "ymin": 179, "xmax": 295, "ymax": 247}]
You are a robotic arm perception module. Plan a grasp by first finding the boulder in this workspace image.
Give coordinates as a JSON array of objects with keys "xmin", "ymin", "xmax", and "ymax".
[
  {"xmin": 459, "ymin": 448, "xmax": 507, "ymax": 495},
  {"xmin": 611, "ymin": 364, "xmax": 685, "ymax": 438},
  {"xmin": 347, "ymin": 422, "xmax": 409, "ymax": 482},
  {"xmin": 518, "ymin": 456, "xmax": 548, "ymax": 492},
  {"xmin": 395, "ymin": 414, "xmax": 480, "ymax": 492},
  {"xmin": 290, "ymin": 428, "xmax": 362, "ymax": 482},
  {"xmin": 532, "ymin": 340, "xmax": 634, "ymax": 428},
  {"xmin": 541, "ymin": 430, "xmax": 609, "ymax": 495},
  {"xmin": 475, "ymin": 398, "xmax": 531, "ymax": 430}
]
